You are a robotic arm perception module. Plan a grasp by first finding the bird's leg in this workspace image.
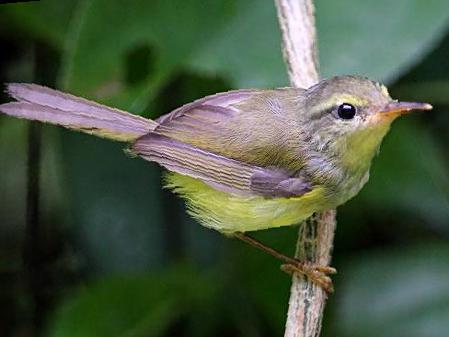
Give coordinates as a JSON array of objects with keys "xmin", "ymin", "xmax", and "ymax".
[{"xmin": 233, "ymin": 232, "xmax": 336, "ymax": 293}]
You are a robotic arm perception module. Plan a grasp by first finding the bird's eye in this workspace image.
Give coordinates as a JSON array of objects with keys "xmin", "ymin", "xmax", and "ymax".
[{"xmin": 337, "ymin": 103, "xmax": 356, "ymax": 120}]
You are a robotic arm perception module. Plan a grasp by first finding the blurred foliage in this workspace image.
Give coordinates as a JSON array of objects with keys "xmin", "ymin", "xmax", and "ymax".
[
  {"xmin": 0, "ymin": 0, "xmax": 449, "ymax": 337},
  {"xmin": 47, "ymin": 267, "xmax": 221, "ymax": 337},
  {"xmin": 336, "ymin": 244, "xmax": 449, "ymax": 337}
]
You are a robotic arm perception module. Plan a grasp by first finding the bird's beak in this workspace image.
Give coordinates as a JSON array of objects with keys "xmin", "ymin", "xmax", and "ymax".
[{"xmin": 379, "ymin": 101, "xmax": 433, "ymax": 117}]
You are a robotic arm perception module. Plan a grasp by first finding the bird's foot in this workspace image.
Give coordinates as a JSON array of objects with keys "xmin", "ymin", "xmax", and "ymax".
[
  {"xmin": 281, "ymin": 261, "xmax": 336, "ymax": 293},
  {"xmin": 233, "ymin": 232, "xmax": 336, "ymax": 293}
]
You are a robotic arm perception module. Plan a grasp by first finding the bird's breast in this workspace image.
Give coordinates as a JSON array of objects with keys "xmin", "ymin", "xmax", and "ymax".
[{"xmin": 303, "ymin": 153, "xmax": 371, "ymax": 208}]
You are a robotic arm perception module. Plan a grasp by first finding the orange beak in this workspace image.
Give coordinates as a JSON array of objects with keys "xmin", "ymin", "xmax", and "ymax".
[{"xmin": 379, "ymin": 101, "xmax": 433, "ymax": 117}]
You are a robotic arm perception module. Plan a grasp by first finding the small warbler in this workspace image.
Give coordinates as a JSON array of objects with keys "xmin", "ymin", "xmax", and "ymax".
[{"xmin": 0, "ymin": 75, "xmax": 431, "ymax": 291}]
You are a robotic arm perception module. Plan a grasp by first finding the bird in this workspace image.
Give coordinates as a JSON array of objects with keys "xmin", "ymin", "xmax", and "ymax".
[{"xmin": 0, "ymin": 75, "xmax": 432, "ymax": 291}]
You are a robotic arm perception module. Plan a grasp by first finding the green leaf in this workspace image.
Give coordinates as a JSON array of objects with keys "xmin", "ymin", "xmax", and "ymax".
[
  {"xmin": 335, "ymin": 244, "xmax": 449, "ymax": 337},
  {"xmin": 187, "ymin": 0, "xmax": 287, "ymax": 88},
  {"xmin": 4, "ymin": 0, "xmax": 448, "ymax": 95},
  {"xmin": 60, "ymin": 131, "xmax": 166, "ymax": 274},
  {"xmin": 316, "ymin": 0, "xmax": 449, "ymax": 82},
  {"xmin": 59, "ymin": 0, "xmax": 234, "ymax": 112},
  {"xmin": 189, "ymin": 0, "xmax": 449, "ymax": 87},
  {"xmin": 46, "ymin": 267, "xmax": 219, "ymax": 337},
  {"xmin": 0, "ymin": 0, "xmax": 79, "ymax": 49}
]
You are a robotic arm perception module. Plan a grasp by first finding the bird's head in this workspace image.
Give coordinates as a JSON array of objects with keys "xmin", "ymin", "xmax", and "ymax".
[{"xmin": 302, "ymin": 75, "xmax": 432, "ymax": 172}]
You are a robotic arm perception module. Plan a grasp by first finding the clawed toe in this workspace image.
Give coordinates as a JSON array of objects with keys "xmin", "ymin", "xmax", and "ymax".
[
  {"xmin": 233, "ymin": 232, "xmax": 336, "ymax": 293},
  {"xmin": 280, "ymin": 261, "xmax": 336, "ymax": 293},
  {"xmin": 314, "ymin": 265, "xmax": 337, "ymax": 274}
]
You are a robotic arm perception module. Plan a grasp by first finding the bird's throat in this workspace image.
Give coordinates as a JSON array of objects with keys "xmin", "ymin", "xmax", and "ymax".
[{"xmin": 340, "ymin": 123, "xmax": 392, "ymax": 174}]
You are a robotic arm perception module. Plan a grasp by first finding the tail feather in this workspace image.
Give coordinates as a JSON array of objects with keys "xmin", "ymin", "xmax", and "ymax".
[{"xmin": 1, "ymin": 83, "xmax": 158, "ymax": 142}]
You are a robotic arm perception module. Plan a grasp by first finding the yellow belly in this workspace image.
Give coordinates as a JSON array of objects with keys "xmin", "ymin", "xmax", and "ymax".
[{"xmin": 164, "ymin": 173, "xmax": 329, "ymax": 234}]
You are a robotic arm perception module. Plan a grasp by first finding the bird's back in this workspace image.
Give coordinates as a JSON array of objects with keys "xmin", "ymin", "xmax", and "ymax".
[{"xmin": 152, "ymin": 88, "xmax": 308, "ymax": 171}]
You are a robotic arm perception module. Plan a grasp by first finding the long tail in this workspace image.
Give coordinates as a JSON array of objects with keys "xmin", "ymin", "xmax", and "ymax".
[{"xmin": 0, "ymin": 83, "xmax": 158, "ymax": 142}]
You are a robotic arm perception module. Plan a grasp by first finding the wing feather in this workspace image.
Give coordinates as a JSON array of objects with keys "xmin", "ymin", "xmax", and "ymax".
[
  {"xmin": 133, "ymin": 134, "xmax": 310, "ymax": 197},
  {"xmin": 152, "ymin": 88, "xmax": 307, "ymax": 171},
  {"xmin": 2, "ymin": 83, "xmax": 156, "ymax": 141}
]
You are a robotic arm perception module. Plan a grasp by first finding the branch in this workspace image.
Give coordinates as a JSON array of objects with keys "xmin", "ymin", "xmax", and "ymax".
[
  {"xmin": 283, "ymin": 211, "xmax": 336, "ymax": 337},
  {"xmin": 274, "ymin": 1, "xmax": 337, "ymax": 337},
  {"xmin": 275, "ymin": 0, "xmax": 319, "ymax": 87}
]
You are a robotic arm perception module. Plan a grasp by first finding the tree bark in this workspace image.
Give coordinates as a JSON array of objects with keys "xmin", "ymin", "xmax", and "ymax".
[{"xmin": 274, "ymin": 1, "xmax": 337, "ymax": 337}]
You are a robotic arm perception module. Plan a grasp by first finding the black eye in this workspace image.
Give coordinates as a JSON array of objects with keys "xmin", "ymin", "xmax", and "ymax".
[{"xmin": 337, "ymin": 103, "xmax": 356, "ymax": 119}]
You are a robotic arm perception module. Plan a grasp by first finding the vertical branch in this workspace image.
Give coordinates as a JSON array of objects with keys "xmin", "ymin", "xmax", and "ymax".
[
  {"xmin": 24, "ymin": 121, "xmax": 44, "ymax": 336},
  {"xmin": 284, "ymin": 211, "xmax": 336, "ymax": 337},
  {"xmin": 22, "ymin": 43, "xmax": 44, "ymax": 336},
  {"xmin": 275, "ymin": 0, "xmax": 319, "ymax": 88},
  {"xmin": 274, "ymin": 1, "xmax": 337, "ymax": 337},
  {"xmin": 23, "ymin": 42, "xmax": 59, "ymax": 337}
]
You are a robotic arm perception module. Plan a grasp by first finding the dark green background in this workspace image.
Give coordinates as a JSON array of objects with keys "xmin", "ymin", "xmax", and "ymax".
[{"xmin": 0, "ymin": 0, "xmax": 449, "ymax": 336}]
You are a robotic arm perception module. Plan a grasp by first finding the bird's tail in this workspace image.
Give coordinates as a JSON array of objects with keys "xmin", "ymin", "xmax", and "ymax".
[{"xmin": 0, "ymin": 83, "xmax": 158, "ymax": 142}]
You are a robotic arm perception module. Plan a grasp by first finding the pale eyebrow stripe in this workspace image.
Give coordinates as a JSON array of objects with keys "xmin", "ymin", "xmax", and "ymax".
[{"xmin": 309, "ymin": 94, "xmax": 368, "ymax": 120}]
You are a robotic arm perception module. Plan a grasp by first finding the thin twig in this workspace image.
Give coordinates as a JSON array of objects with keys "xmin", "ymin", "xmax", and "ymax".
[
  {"xmin": 284, "ymin": 211, "xmax": 336, "ymax": 337},
  {"xmin": 275, "ymin": 0, "xmax": 319, "ymax": 88},
  {"xmin": 274, "ymin": 1, "xmax": 337, "ymax": 337}
]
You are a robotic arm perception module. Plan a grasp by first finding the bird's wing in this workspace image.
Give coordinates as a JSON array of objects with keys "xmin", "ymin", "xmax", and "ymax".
[
  {"xmin": 152, "ymin": 88, "xmax": 307, "ymax": 170},
  {"xmin": 134, "ymin": 88, "xmax": 311, "ymax": 197},
  {"xmin": 132, "ymin": 134, "xmax": 311, "ymax": 197},
  {"xmin": 153, "ymin": 89, "xmax": 259, "ymax": 160},
  {"xmin": 155, "ymin": 89, "xmax": 258, "ymax": 125}
]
